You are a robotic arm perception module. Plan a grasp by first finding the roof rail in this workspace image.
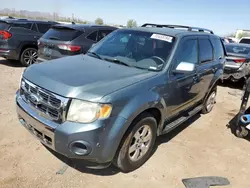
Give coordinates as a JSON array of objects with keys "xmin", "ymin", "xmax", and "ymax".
[{"xmin": 141, "ymin": 23, "xmax": 214, "ymax": 34}]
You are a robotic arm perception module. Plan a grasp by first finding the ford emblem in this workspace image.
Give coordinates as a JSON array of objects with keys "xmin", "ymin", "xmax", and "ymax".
[{"xmin": 29, "ymin": 94, "xmax": 40, "ymax": 105}]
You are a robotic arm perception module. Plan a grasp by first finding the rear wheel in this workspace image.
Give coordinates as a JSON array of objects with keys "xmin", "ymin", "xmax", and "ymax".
[
  {"xmin": 202, "ymin": 86, "xmax": 217, "ymax": 114},
  {"xmin": 113, "ymin": 113, "xmax": 157, "ymax": 172},
  {"xmin": 20, "ymin": 48, "xmax": 38, "ymax": 67}
]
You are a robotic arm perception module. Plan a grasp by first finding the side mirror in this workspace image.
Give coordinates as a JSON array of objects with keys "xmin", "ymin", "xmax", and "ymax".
[{"xmin": 173, "ymin": 62, "xmax": 195, "ymax": 74}]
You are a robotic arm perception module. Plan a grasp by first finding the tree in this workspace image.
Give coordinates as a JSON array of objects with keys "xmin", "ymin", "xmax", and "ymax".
[
  {"xmin": 237, "ymin": 32, "xmax": 250, "ymax": 39},
  {"xmin": 127, "ymin": 19, "xmax": 137, "ymax": 28},
  {"xmin": 95, "ymin": 17, "xmax": 104, "ymax": 25}
]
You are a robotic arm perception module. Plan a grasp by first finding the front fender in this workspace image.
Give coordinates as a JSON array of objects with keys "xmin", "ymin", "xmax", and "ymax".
[
  {"xmin": 118, "ymin": 91, "xmax": 166, "ymax": 133},
  {"xmin": 101, "ymin": 91, "xmax": 166, "ymax": 161}
]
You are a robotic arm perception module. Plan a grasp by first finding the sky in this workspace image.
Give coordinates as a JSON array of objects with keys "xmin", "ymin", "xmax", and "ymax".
[{"xmin": 1, "ymin": 0, "xmax": 250, "ymax": 36}]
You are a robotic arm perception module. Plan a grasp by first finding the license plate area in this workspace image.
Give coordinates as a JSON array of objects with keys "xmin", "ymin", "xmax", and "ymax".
[
  {"xmin": 43, "ymin": 47, "xmax": 52, "ymax": 56},
  {"xmin": 19, "ymin": 118, "xmax": 53, "ymax": 146}
]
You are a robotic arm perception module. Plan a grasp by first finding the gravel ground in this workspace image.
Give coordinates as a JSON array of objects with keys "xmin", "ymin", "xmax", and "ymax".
[{"xmin": 0, "ymin": 57, "xmax": 250, "ymax": 188}]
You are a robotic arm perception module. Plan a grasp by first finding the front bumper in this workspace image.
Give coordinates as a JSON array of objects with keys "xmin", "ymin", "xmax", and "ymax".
[{"xmin": 16, "ymin": 90, "xmax": 127, "ymax": 164}]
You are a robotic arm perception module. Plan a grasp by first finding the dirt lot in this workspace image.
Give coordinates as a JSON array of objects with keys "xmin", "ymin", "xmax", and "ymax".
[{"xmin": 0, "ymin": 57, "xmax": 250, "ymax": 188}]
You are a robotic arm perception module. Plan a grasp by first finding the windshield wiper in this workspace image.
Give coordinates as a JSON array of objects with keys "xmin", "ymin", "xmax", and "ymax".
[
  {"xmin": 49, "ymin": 36, "xmax": 59, "ymax": 40},
  {"xmin": 87, "ymin": 52, "xmax": 103, "ymax": 60},
  {"xmin": 104, "ymin": 58, "xmax": 131, "ymax": 67}
]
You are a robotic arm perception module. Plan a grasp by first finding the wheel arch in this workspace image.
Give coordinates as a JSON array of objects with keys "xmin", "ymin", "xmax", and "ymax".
[{"xmin": 19, "ymin": 44, "xmax": 38, "ymax": 59}]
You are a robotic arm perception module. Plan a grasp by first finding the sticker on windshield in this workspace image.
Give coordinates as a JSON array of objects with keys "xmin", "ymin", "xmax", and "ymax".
[{"xmin": 151, "ymin": 34, "xmax": 173, "ymax": 43}]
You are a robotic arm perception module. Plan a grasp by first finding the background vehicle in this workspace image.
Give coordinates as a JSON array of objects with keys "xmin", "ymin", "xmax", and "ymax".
[
  {"xmin": 37, "ymin": 24, "xmax": 117, "ymax": 62},
  {"xmin": 238, "ymin": 37, "xmax": 250, "ymax": 44},
  {"xmin": 221, "ymin": 37, "xmax": 235, "ymax": 43},
  {"xmin": 0, "ymin": 18, "xmax": 58, "ymax": 66},
  {"xmin": 223, "ymin": 43, "xmax": 250, "ymax": 83},
  {"xmin": 16, "ymin": 24, "xmax": 224, "ymax": 172}
]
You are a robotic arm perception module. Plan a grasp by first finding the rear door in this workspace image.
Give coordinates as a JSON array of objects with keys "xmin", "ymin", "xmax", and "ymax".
[
  {"xmin": 195, "ymin": 36, "xmax": 216, "ymax": 101},
  {"xmin": 7, "ymin": 22, "xmax": 37, "ymax": 50},
  {"xmin": 38, "ymin": 26, "xmax": 84, "ymax": 60}
]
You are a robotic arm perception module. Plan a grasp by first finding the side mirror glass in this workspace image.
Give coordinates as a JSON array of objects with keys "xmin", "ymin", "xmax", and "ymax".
[{"xmin": 173, "ymin": 62, "xmax": 195, "ymax": 74}]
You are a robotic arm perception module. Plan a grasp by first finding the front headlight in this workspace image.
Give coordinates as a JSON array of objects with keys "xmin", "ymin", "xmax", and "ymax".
[{"xmin": 67, "ymin": 99, "xmax": 112, "ymax": 123}]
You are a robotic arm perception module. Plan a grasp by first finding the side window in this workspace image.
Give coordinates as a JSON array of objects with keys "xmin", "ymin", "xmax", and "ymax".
[
  {"xmin": 211, "ymin": 38, "xmax": 224, "ymax": 59},
  {"xmin": 31, "ymin": 24, "xmax": 38, "ymax": 32},
  {"xmin": 87, "ymin": 31, "xmax": 98, "ymax": 41},
  {"xmin": 12, "ymin": 23, "xmax": 32, "ymax": 29},
  {"xmin": 198, "ymin": 39, "xmax": 213, "ymax": 63},
  {"xmin": 239, "ymin": 39, "xmax": 250, "ymax": 44},
  {"xmin": 97, "ymin": 30, "xmax": 112, "ymax": 41},
  {"xmin": 176, "ymin": 39, "xmax": 198, "ymax": 66},
  {"xmin": 37, "ymin": 23, "xmax": 53, "ymax": 34}
]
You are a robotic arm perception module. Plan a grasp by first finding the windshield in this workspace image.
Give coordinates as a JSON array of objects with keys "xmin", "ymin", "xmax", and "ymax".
[
  {"xmin": 88, "ymin": 30, "xmax": 175, "ymax": 71},
  {"xmin": 225, "ymin": 44, "xmax": 250, "ymax": 55}
]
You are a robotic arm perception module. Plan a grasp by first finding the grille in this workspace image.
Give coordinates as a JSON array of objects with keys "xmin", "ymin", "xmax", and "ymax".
[{"xmin": 20, "ymin": 79, "xmax": 68, "ymax": 121}]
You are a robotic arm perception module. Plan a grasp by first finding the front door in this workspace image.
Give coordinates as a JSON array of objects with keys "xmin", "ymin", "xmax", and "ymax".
[{"xmin": 167, "ymin": 36, "xmax": 200, "ymax": 117}]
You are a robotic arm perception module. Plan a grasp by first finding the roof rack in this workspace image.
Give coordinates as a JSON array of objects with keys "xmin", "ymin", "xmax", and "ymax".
[{"xmin": 141, "ymin": 23, "xmax": 214, "ymax": 34}]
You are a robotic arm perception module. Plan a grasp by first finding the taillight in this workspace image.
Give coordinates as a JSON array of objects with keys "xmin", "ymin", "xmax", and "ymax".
[
  {"xmin": 57, "ymin": 44, "xmax": 81, "ymax": 52},
  {"xmin": 234, "ymin": 58, "xmax": 246, "ymax": 63},
  {"xmin": 0, "ymin": 30, "xmax": 12, "ymax": 40}
]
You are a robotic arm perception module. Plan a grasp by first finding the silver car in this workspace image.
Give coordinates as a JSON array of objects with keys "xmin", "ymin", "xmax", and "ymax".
[{"xmin": 223, "ymin": 43, "xmax": 250, "ymax": 83}]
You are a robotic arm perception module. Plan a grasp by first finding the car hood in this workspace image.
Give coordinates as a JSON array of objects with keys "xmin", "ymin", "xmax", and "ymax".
[{"xmin": 23, "ymin": 55, "xmax": 158, "ymax": 102}]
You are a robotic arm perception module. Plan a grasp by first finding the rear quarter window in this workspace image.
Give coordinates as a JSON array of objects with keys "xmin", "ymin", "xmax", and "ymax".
[{"xmin": 42, "ymin": 27, "xmax": 83, "ymax": 41}]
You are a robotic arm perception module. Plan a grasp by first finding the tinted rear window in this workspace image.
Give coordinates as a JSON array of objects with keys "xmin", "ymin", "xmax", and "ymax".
[
  {"xmin": 225, "ymin": 44, "xmax": 250, "ymax": 55},
  {"xmin": 42, "ymin": 27, "xmax": 83, "ymax": 41},
  {"xmin": 0, "ymin": 22, "xmax": 10, "ymax": 30},
  {"xmin": 239, "ymin": 38, "xmax": 250, "ymax": 44}
]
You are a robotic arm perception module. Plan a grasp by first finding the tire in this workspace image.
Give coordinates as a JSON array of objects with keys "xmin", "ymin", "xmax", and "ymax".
[
  {"xmin": 20, "ymin": 48, "xmax": 38, "ymax": 67},
  {"xmin": 113, "ymin": 112, "xmax": 157, "ymax": 172},
  {"xmin": 202, "ymin": 86, "xmax": 217, "ymax": 114}
]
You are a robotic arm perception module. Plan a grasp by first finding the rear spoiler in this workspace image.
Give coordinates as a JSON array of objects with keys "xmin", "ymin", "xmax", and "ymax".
[{"xmin": 52, "ymin": 24, "xmax": 85, "ymax": 32}]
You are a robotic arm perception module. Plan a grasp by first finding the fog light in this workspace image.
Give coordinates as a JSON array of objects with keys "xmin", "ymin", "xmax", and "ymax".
[{"xmin": 69, "ymin": 141, "xmax": 91, "ymax": 156}]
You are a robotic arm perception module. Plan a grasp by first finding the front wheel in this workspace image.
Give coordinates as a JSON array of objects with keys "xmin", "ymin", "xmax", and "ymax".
[
  {"xmin": 202, "ymin": 87, "xmax": 217, "ymax": 114},
  {"xmin": 20, "ymin": 48, "xmax": 38, "ymax": 67},
  {"xmin": 113, "ymin": 113, "xmax": 157, "ymax": 172}
]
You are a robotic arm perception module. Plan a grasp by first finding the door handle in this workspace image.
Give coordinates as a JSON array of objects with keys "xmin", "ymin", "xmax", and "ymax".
[{"xmin": 212, "ymin": 67, "xmax": 217, "ymax": 73}]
